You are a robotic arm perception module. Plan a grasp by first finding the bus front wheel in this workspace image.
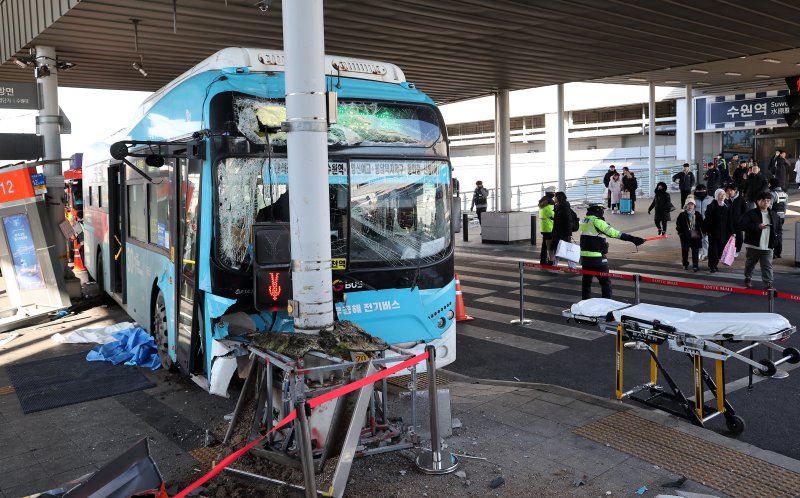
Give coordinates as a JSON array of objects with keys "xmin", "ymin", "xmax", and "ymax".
[{"xmin": 152, "ymin": 290, "xmax": 176, "ymax": 371}]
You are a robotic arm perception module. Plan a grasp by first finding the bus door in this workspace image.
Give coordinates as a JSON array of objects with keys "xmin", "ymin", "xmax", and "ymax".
[
  {"xmin": 107, "ymin": 163, "xmax": 126, "ymax": 302},
  {"xmin": 174, "ymin": 158, "xmax": 202, "ymax": 373}
]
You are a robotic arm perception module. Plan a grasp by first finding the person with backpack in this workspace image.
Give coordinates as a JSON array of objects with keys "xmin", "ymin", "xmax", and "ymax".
[
  {"xmin": 470, "ymin": 180, "xmax": 489, "ymax": 224},
  {"xmin": 647, "ymin": 181, "xmax": 674, "ymax": 236},
  {"xmin": 552, "ymin": 191, "xmax": 578, "ymax": 268},
  {"xmin": 768, "ymin": 177, "xmax": 788, "ymax": 259}
]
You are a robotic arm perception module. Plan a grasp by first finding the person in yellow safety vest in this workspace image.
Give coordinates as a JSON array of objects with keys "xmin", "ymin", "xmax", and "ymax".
[{"xmin": 580, "ymin": 204, "xmax": 645, "ymax": 299}]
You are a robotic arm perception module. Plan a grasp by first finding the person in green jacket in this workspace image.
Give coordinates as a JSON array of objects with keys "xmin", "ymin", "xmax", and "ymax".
[
  {"xmin": 580, "ymin": 204, "xmax": 645, "ymax": 299},
  {"xmin": 539, "ymin": 191, "xmax": 555, "ymax": 264}
]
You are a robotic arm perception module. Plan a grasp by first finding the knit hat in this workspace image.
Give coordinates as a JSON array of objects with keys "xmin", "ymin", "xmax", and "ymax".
[
  {"xmin": 683, "ymin": 196, "xmax": 696, "ymax": 210},
  {"xmin": 714, "ymin": 188, "xmax": 726, "ymax": 200}
]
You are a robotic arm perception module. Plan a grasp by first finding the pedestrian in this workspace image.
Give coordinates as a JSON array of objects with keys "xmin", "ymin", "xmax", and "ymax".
[
  {"xmin": 675, "ymin": 196, "xmax": 703, "ymax": 271},
  {"xmin": 795, "ymin": 156, "xmax": 800, "ymax": 190},
  {"xmin": 470, "ymin": 180, "xmax": 489, "ymax": 224},
  {"xmin": 603, "ymin": 165, "xmax": 616, "ymax": 209},
  {"xmin": 672, "ymin": 163, "xmax": 695, "ymax": 207},
  {"xmin": 621, "ymin": 167, "xmax": 638, "ymax": 213},
  {"xmin": 538, "ymin": 190, "xmax": 555, "ymax": 265},
  {"xmin": 776, "ymin": 150, "xmax": 790, "ymax": 191},
  {"xmin": 608, "ymin": 172, "xmax": 623, "ymax": 213},
  {"xmin": 704, "ymin": 161, "xmax": 721, "ymax": 194},
  {"xmin": 744, "ymin": 164, "xmax": 768, "ymax": 210},
  {"xmin": 768, "ymin": 177, "xmax": 787, "ymax": 259},
  {"xmin": 693, "ymin": 184, "xmax": 712, "ymax": 261},
  {"xmin": 647, "ymin": 181, "xmax": 674, "ymax": 236},
  {"xmin": 732, "ymin": 160, "xmax": 748, "ymax": 194},
  {"xmin": 579, "ymin": 204, "xmax": 645, "ymax": 299},
  {"xmin": 727, "ymin": 154, "xmax": 740, "ymax": 181},
  {"xmin": 724, "ymin": 183, "xmax": 746, "ymax": 256},
  {"xmin": 768, "ymin": 150, "xmax": 780, "ymax": 179},
  {"xmin": 703, "ymin": 188, "xmax": 735, "ymax": 273},
  {"xmin": 717, "ymin": 154, "xmax": 730, "ymax": 184},
  {"xmin": 552, "ymin": 191, "xmax": 576, "ymax": 268},
  {"xmin": 740, "ymin": 191, "xmax": 779, "ymax": 289}
]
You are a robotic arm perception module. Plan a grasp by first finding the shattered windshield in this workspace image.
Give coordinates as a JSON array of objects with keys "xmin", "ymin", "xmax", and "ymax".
[
  {"xmin": 215, "ymin": 157, "xmax": 451, "ymax": 270},
  {"xmin": 233, "ymin": 96, "xmax": 442, "ymax": 147}
]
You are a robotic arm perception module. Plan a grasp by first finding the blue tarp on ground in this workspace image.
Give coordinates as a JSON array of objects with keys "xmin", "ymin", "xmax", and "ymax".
[{"xmin": 86, "ymin": 327, "xmax": 161, "ymax": 370}]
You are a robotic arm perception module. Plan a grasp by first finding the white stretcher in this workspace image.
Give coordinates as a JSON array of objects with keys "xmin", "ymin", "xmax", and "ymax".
[{"xmin": 563, "ymin": 298, "xmax": 799, "ymax": 433}]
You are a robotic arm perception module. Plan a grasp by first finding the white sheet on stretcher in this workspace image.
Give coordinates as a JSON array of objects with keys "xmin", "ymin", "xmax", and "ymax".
[{"xmin": 570, "ymin": 298, "xmax": 791, "ymax": 339}]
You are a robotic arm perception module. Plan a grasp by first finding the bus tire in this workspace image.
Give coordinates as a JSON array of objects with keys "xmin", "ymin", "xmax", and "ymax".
[{"xmin": 152, "ymin": 290, "xmax": 177, "ymax": 371}]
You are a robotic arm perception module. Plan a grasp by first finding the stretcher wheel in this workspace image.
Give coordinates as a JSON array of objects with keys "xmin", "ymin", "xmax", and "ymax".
[
  {"xmin": 783, "ymin": 347, "xmax": 800, "ymax": 365},
  {"xmin": 758, "ymin": 359, "xmax": 777, "ymax": 377},
  {"xmin": 725, "ymin": 414, "xmax": 746, "ymax": 435}
]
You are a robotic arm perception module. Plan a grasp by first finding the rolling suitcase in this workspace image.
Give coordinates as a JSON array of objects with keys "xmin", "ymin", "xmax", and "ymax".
[{"xmin": 619, "ymin": 198, "xmax": 632, "ymax": 214}]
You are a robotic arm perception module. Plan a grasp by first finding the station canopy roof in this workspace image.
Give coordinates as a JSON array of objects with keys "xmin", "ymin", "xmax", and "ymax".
[{"xmin": 2, "ymin": 0, "xmax": 800, "ymax": 103}]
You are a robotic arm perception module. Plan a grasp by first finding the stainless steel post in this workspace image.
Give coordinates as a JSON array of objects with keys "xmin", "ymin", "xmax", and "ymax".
[
  {"xmin": 415, "ymin": 346, "xmax": 459, "ymax": 474},
  {"xmin": 510, "ymin": 261, "xmax": 531, "ymax": 325},
  {"xmin": 410, "ymin": 364, "xmax": 417, "ymax": 437},
  {"xmin": 295, "ymin": 401, "xmax": 317, "ymax": 498},
  {"xmin": 768, "ymin": 289, "xmax": 789, "ymax": 378},
  {"xmin": 462, "ymin": 212, "xmax": 469, "ymax": 242},
  {"xmin": 634, "ymin": 274, "xmax": 641, "ymax": 304}
]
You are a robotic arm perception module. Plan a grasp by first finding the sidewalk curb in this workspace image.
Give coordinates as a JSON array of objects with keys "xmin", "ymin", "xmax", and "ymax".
[{"xmin": 441, "ymin": 368, "xmax": 800, "ymax": 475}]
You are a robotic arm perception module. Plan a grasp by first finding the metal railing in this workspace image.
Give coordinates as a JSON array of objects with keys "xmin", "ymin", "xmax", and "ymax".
[{"xmin": 459, "ymin": 163, "xmax": 689, "ymax": 213}]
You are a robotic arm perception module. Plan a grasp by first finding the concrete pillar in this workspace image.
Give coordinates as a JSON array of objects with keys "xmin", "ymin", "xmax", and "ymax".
[
  {"xmin": 282, "ymin": 0, "xmax": 333, "ymax": 333},
  {"xmin": 35, "ymin": 46, "xmax": 68, "ymax": 271},
  {"xmin": 685, "ymin": 83, "xmax": 694, "ymax": 164},
  {"xmin": 648, "ymin": 82, "xmax": 656, "ymax": 191},
  {"xmin": 556, "ymin": 84, "xmax": 566, "ymax": 192},
  {"xmin": 496, "ymin": 90, "xmax": 511, "ymax": 212}
]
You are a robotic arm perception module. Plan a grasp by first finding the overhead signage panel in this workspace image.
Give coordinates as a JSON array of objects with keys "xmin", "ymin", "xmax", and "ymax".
[
  {"xmin": 706, "ymin": 95, "xmax": 788, "ymax": 126},
  {"xmin": 0, "ymin": 82, "xmax": 40, "ymax": 110}
]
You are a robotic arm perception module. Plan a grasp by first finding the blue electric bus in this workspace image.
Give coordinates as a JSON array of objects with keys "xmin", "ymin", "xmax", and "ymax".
[{"xmin": 83, "ymin": 48, "xmax": 456, "ymax": 395}]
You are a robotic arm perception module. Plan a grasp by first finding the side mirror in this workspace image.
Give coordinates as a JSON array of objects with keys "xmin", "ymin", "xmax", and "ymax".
[{"xmin": 110, "ymin": 142, "xmax": 129, "ymax": 160}]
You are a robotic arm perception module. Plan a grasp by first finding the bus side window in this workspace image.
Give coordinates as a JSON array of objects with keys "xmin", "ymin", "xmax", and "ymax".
[
  {"xmin": 98, "ymin": 186, "xmax": 103, "ymax": 208},
  {"xmin": 89, "ymin": 186, "xmax": 93, "ymax": 206}
]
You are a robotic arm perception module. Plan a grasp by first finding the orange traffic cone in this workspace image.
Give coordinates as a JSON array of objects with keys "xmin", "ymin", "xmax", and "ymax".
[
  {"xmin": 72, "ymin": 239, "xmax": 86, "ymax": 272},
  {"xmin": 454, "ymin": 273, "xmax": 474, "ymax": 321}
]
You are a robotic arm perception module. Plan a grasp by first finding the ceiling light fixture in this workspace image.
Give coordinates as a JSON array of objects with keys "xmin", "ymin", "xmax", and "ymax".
[
  {"xmin": 664, "ymin": 80, "xmax": 681, "ymax": 84},
  {"xmin": 132, "ymin": 55, "xmax": 148, "ymax": 77},
  {"xmin": 695, "ymin": 82, "xmax": 710, "ymax": 86},
  {"xmin": 55, "ymin": 59, "xmax": 76, "ymax": 71},
  {"xmin": 724, "ymin": 72, "xmax": 741, "ymax": 76},
  {"xmin": 689, "ymin": 69, "xmax": 708, "ymax": 74},
  {"xmin": 754, "ymin": 74, "xmax": 770, "ymax": 78},
  {"xmin": 762, "ymin": 58, "xmax": 781, "ymax": 64},
  {"xmin": 628, "ymin": 77, "xmax": 647, "ymax": 82},
  {"xmin": 11, "ymin": 55, "xmax": 34, "ymax": 68}
]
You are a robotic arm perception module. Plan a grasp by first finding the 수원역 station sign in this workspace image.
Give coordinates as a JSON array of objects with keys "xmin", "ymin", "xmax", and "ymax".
[
  {"xmin": 706, "ymin": 94, "xmax": 788, "ymax": 126},
  {"xmin": 0, "ymin": 82, "xmax": 40, "ymax": 110}
]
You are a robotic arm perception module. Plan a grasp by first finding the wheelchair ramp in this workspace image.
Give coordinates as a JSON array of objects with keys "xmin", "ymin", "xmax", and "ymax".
[{"xmin": 575, "ymin": 411, "xmax": 800, "ymax": 498}]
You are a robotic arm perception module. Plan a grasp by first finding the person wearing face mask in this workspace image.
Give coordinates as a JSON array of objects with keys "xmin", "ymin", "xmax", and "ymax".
[
  {"xmin": 703, "ymin": 188, "xmax": 735, "ymax": 273},
  {"xmin": 675, "ymin": 197, "xmax": 703, "ymax": 271},
  {"xmin": 647, "ymin": 181, "xmax": 674, "ymax": 236},
  {"xmin": 692, "ymin": 184, "xmax": 712, "ymax": 261}
]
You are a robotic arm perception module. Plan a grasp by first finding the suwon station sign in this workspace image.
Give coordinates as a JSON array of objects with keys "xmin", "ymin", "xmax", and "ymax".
[{"xmin": 0, "ymin": 82, "xmax": 40, "ymax": 110}]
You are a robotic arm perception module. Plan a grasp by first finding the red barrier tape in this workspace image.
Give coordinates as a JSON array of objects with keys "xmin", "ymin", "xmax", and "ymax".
[
  {"xmin": 522, "ymin": 260, "xmax": 800, "ymax": 300},
  {"xmin": 174, "ymin": 350, "xmax": 430, "ymax": 498},
  {"xmin": 644, "ymin": 235, "xmax": 668, "ymax": 241}
]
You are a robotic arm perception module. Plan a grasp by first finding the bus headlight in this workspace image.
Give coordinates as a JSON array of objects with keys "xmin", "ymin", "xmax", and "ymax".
[
  {"xmin": 447, "ymin": 310, "xmax": 455, "ymax": 320},
  {"xmin": 436, "ymin": 317, "xmax": 446, "ymax": 328}
]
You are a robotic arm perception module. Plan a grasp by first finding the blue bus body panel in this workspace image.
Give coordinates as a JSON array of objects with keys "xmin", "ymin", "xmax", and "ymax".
[{"xmin": 124, "ymin": 244, "xmax": 173, "ymax": 334}]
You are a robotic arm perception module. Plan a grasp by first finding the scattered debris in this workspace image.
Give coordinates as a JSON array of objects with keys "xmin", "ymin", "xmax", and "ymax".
[
  {"xmin": 489, "ymin": 477, "xmax": 505, "ymax": 489},
  {"xmin": 399, "ymin": 470, "xmax": 407, "ymax": 476},
  {"xmin": 0, "ymin": 332, "xmax": 18, "ymax": 348},
  {"xmin": 513, "ymin": 376, "xmax": 521, "ymax": 381},
  {"xmin": 636, "ymin": 485, "xmax": 648, "ymax": 495},
  {"xmin": 454, "ymin": 470, "xmax": 467, "ymax": 479},
  {"xmin": 451, "ymin": 418, "xmax": 463, "ymax": 429},
  {"xmin": 249, "ymin": 320, "xmax": 388, "ymax": 359},
  {"xmin": 573, "ymin": 475, "xmax": 587, "ymax": 487},
  {"xmin": 661, "ymin": 476, "xmax": 687, "ymax": 488}
]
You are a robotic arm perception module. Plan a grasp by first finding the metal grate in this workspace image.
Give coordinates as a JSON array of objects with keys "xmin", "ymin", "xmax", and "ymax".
[
  {"xmin": 575, "ymin": 411, "xmax": 800, "ymax": 498},
  {"xmin": 386, "ymin": 373, "xmax": 449, "ymax": 392},
  {"xmin": 188, "ymin": 446, "xmax": 218, "ymax": 469},
  {"xmin": 0, "ymin": 385, "xmax": 15, "ymax": 396}
]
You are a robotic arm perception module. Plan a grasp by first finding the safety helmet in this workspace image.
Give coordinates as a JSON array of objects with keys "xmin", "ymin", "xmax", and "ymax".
[{"xmin": 586, "ymin": 204, "xmax": 605, "ymax": 217}]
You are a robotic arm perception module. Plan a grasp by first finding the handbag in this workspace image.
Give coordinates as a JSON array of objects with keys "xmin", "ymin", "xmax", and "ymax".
[
  {"xmin": 720, "ymin": 235, "xmax": 737, "ymax": 266},
  {"xmin": 689, "ymin": 229, "xmax": 701, "ymax": 240},
  {"xmin": 555, "ymin": 239, "xmax": 581, "ymax": 263}
]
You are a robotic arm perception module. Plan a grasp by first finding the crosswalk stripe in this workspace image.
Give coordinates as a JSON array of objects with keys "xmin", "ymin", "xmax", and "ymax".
[
  {"xmin": 459, "ymin": 285, "xmax": 496, "ymax": 296},
  {"xmin": 475, "ymin": 295, "xmax": 567, "ymax": 316},
  {"xmin": 457, "ymin": 322, "xmax": 567, "ymax": 355},
  {"xmin": 473, "ymin": 296, "xmax": 605, "ymax": 340}
]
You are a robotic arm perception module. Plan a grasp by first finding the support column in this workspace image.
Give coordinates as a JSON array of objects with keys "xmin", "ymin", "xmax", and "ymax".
[
  {"xmin": 496, "ymin": 90, "xmax": 511, "ymax": 212},
  {"xmin": 556, "ymin": 84, "xmax": 566, "ymax": 192},
  {"xmin": 35, "ymin": 46, "xmax": 68, "ymax": 271},
  {"xmin": 648, "ymin": 82, "xmax": 656, "ymax": 191},
  {"xmin": 685, "ymin": 83, "xmax": 694, "ymax": 164},
  {"xmin": 282, "ymin": 0, "xmax": 333, "ymax": 333}
]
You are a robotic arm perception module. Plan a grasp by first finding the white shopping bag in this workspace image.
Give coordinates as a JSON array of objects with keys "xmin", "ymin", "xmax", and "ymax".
[{"xmin": 555, "ymin": 239, "xmax": 581, "ymax": 263}]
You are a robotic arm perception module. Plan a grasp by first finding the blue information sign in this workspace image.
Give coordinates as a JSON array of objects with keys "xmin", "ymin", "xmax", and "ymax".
[
  {"xmin": 3, "ymin": 214, "xmax": 45, "ymax": 290},
  {"xmin": 707, "ymin": 96, "xmax": 789, "ymax": 125}
]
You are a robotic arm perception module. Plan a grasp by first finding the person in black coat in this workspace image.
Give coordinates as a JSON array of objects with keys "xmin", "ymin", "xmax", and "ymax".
[
  {"xmin": 603, "ymin": 165, "xmax": 616, "ymax": 208},
  {"xmin": 647, "ymin": 181, "xmax": 674, "ymax": 236},
  {"xmin": 744, "ymin": 164, "xmax": 768, "ymax": 209},
  {"xmin": 675, "ymin": 196, "xmax": 703, "ymax": 271},
  {"xmin": 739, "ymin": 191, "xmax": 780, "ymax": 289},
  {"xmin": 732, "ymin": 162, "xmax": 748, "ymax": 194},
  {"xmin": 672, "ymin": 163, "xmax": 695, "ymax": 207},
  {"xmin": 703, "ymin": 188, "xmax": 735, "ymax": 273},
  {"xmin": 551, "ymin": 192, "xmax": 576, "ymax": 268},
  {"xmin": 704, "ymin": 163, "xmax": 721, "ymax": 194},
  {"xmin": 621, "ymin": 167, "xmax": 638, "ymax": 213},
  {"xmin": 724, "ymin": 183, "xmax": 746, "ymax": 254}
]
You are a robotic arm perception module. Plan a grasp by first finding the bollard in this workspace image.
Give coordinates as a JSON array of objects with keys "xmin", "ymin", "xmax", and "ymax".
[
  {"xmin": 511, "ymin": 261, "xmax": 532, "ymax": 325},
  {"xmin": 634, "ymin": 274, "xmax": 641, "ymax": 304},
  {"xmin": 462, "ymin": 212, "xmax": 469, "ymax": 242},
  {"xmin": 295, "ymin": 401, "xmax": 318, "ymax": 498},
  {"xmin": 410, "ymin": 364, "xmax": 417, "ymax": 437},
  {"xmin": 415, "ymin": 346, "xmax": 459, "ymax": 475},
  {"xmin": 530, "ymin": 214, "xmax": 537, "ymax": 245},
  {"xmin": 767, "ymin": 289, "xmax": 789, "ymax": 378}
]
